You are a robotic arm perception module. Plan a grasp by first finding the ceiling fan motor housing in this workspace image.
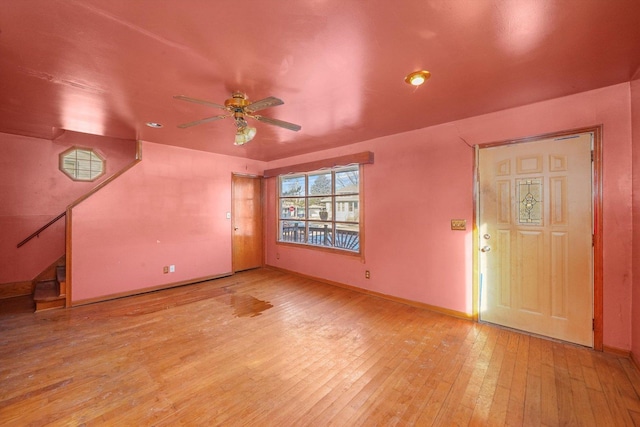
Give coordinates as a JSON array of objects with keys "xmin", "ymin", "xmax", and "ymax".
[{"xmin": 225, "ymin": 92, "xmax": 250, "ymax": 109}]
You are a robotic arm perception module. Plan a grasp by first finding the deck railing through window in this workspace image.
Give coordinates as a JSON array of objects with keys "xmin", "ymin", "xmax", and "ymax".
[{"xmin": 281, "ymin": 223, "xmax": 359, "ymax": 251}]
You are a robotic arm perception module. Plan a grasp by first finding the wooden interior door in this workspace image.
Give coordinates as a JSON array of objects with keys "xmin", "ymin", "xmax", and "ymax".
[
  {"xmin": 478, "ymin": 133, "xmax": 593, "ymax": 346},
  {"xmin": 232, "ymin": 174, "xmax": 263, "ymax": 272}
]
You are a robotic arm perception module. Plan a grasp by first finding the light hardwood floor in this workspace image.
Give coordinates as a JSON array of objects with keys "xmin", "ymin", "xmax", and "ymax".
[{"xmin": 1, "ymin": 268, "xmax": 640, "ymax": 426}]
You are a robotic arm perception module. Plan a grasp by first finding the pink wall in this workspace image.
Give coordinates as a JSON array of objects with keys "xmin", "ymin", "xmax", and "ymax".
[
  {"xmin": 70, "ymin": 141, "xmax": 265, "ymax": 303},
  {"xmin": 264, "ymin": 83, "xmax": 634, "ymax": 351},
  {"xmin": 265, "ymin": 125, "xmax": 475, "ymax": 313},
  {"xmin": 0, "ymin": 131, "xmax": 136, "ymax": 284},
  {"xmin": 10, "ymin": 84, "xmax": 633, "ymax": 352},
  {"xmin": 631, "ymin": 78, "xmax": 640, "ymax": 363}
]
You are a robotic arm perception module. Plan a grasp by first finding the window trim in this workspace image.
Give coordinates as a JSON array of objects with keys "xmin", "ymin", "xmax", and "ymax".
[
  {"xmin": 276, "ymin": 164, "xmax": 364, "ymax": 256},
  {"xmin": 264, "ymin": 151, "xmax": 373, "ymax": 178}
]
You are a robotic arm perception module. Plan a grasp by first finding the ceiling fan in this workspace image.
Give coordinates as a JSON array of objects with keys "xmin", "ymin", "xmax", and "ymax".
[{"xmin": 174, "ymin": 91, "xmax": 301, "ymax": 146}]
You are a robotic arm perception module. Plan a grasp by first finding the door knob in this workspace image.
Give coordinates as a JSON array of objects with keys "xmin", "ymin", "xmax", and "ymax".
[
  {"xmin": 481, "ymin": 245, "xmax": 491, "ymax": 252},
  {"xmin": 234, "ymin": 227, "xmax": 239, "ymax": 231}
]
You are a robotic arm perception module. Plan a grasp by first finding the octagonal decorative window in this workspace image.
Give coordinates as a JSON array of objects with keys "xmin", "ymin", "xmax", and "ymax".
[{"xmin": 59, "ymin": 147, "xmax": 105, "ymax": 181}]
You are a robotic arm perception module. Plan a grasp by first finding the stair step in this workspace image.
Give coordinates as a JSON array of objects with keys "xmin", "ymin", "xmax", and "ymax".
[
  {"xmin": 56, "ymin": 265, "xmax": 66, "ymax": 283},
  {"xmin": 56, "ymin": 265, "xmax": 66, "ymax": 296},
  {"xmin": 33, "ymin": 280, "xmax": 65, "ymax": 312},
  {"xmin": 34, "ymin": 298, "xmax": 65, "ymax": 312},
  {"xmin": 34, "ymin": 280, "xmax": 59, "ymax": 300}
]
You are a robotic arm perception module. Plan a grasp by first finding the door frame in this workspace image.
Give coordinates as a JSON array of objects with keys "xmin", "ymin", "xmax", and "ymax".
[{"xmin": 473, "ymin": 126, "xmax": 603, "ymax": 350}]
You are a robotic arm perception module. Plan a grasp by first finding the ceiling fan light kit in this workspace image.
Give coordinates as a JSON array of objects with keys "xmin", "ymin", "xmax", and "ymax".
[
  {"xmin": 174, "ymin": 91, "xmax": 301, "ymax": 146},
  {"xmin": 234, "ymin": 126, "xmax": 257, "ymax": 146}
]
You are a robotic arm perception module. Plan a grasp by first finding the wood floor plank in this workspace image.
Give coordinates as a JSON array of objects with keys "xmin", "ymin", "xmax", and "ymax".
[
  {"xmin": 349, "ymin": 321, "xmax": 438, "ymax": 425},
  {"xmin": 523, "ymin": 368, "xmax": 542, "ymax": 426},
  {"xmin": 430, "ymin": 323, "xmax": 487, "ymax": 425},
  {"xmin": 551, "ymin": 343, "xmax": 574, "ymax": 425},
  {"xmin": 397, "ymin": 317, "xmax": 474, "ymax": 424},
  {"xmin": 587, "ymin": 387, "xmax": 616, "ymax": 426},
  {"xmin": 504, "ymin": 333, "xmax": 529, "ymax": 426},
  {"xmin": 320, "ymin": 310, "xmax": 430, "ymax": 424},
  {"xmin": 621, "ymin": 358, "xmax": 640, "ymax": 398},
  {"xmin": 1, "ymin": 268, "xmax": 639, "ymax": 425},
  {"xmin": 564, "ymin": 344, "xmax": 586, "ymax": 382},
  {"xmin": 288, "ymin": 305, "xmax": 405, "ymax": 424},
  {"xmin": 468, "ymin": 328, "xmax": 507, "ymax": 424},
  {"xmin": 593, "ymin": 353, "xmax": 637, "ymax": 426},
  {"xmin": 383, "ymin": 317, "xmax": 459, "ymax": 424},
  {"xmin": 569, "ymin": 377, "xmax": 597, "ymax": 425}
]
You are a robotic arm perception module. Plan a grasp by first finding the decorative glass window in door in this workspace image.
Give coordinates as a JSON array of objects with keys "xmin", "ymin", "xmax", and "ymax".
[{"xmin": 517, "ymin": 178, "xmax": 542, "ymax": 225}]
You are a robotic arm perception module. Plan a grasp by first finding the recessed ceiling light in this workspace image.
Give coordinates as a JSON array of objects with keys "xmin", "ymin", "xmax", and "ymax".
[
  {"xmin": 146, "ymin": 122, "xmax": 163, "ymax": 128},
  {"xmin": 405, "ymin": 70, "xmax": 431, "ymax": 86}
]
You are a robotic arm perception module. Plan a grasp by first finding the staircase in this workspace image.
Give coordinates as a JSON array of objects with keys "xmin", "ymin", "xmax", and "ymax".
[{"xmin": 33, "ymin": 265, "xmax": 66, "ymax": 312}]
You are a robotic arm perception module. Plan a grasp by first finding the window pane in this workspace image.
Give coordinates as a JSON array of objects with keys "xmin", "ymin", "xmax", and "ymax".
[
  {"xmin": 307, "ymin": 222, "xmax": 332, "ymax": 247},
  {"xmin": 77, "ymin": 169, "xmax": 92, "ymax": 180},
  {"xmin": 308, "ymin": 172, "xmax": 332, "ymax": 196},
  {"xmin": 280, "ymin": 175, "xmax": 305, "ymax": 196},
  {"xmin": 334, "ymin": 223, "xmax": 360, "ymax": 251},
  {"xmin": 335, "ymin": 195, "xmax": 359, "ymax": 222},
  {"xmin": 279, "ymin": 221, "xmax": 306, "ymax": 244},
  {"xmin": 76, "ymin": 149, "xmax": 92, "ymax": 161},
  {"xmin": 91, "ymin": 159, "xmax": 104, "ymax": 175},
  {"xmin": 335, "ymin": 167, "xmax": 359, "ymax": 194},
  {"xmin": 308, "ymin": 196, "xmax": 332, "ymax": 220},
  {"xmin": 280, "ymin": 198, "xmax": 306, "ymax": 219}
]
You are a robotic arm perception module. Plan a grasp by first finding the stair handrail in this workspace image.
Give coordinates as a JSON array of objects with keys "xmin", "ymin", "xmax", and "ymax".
[
  {"xmin": 16, "ymin": 140, "xmax": 142, "ymax": 249},
  {"xmin": 16, "ymin": 212, "xmax": 66, "ymax": 248}
]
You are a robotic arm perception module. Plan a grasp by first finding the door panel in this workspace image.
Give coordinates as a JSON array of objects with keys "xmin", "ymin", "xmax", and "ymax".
[
  {"xmin": 479, "ymin": 133, "xmax": 593, "ymax": 346},
  {"xmin": 232, "ymin": 174, "xmax": 263, "ymax": 272}
]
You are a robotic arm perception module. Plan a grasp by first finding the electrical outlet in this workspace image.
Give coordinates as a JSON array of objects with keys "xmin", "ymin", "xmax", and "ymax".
[
  {"xmin": 169, "ymin": 265, "xmax": 175, "ymax": 273},
  {"xmin": 451, "ymin": 219, "xmax": 466, "ymax": 230},
  {"xmin": 163, "ymin": 266, "xmax": 169, "ymax": 274},
  {"xmin": 365, "ymin": 270, "xmax": 370, "ymax": 279}
]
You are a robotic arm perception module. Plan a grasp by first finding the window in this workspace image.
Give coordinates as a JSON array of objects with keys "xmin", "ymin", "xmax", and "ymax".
[
  {"xmin": 278, "ymin": 165, "xmax": 361, "ymax": 253},
  {"xmin": 59, "ymin": 147, "xmax": 105, "ymax": 181}
]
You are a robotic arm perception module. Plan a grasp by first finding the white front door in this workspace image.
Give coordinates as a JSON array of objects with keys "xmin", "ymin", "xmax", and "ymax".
[{"xmin": 478, "ymin": 133, "xmax": 593, "ymax": 346}]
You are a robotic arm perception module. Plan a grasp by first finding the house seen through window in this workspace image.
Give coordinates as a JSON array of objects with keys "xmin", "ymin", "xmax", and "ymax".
[{"xmin": 278, "ymin": 165, "xmax": 361, "ymax": 253}]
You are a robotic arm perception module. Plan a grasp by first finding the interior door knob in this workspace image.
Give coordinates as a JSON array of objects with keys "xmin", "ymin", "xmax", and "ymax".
[
  {"xmin": 234, "ymin": 227, "xmax": 239, "ymax": 231},
  {"xmin": 481, "ymin": 245, "xmax": 491, "ymax": 252}
]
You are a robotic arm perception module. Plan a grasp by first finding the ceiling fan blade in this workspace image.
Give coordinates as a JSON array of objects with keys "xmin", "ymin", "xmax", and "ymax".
[
  {"xmin": 177, "ymin": 115, "xmax": 228, "ymax": 129},
  {"xmin": 174, "ymin": 95, "xmax": 227, "ymax": 110},
  {"xmin": 245, "ymin": 96, "xmax": 284, "ymax": 113},
  {"xmin": 252, "ymin": 115, "xmax": 301, "ymax": 131}
]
